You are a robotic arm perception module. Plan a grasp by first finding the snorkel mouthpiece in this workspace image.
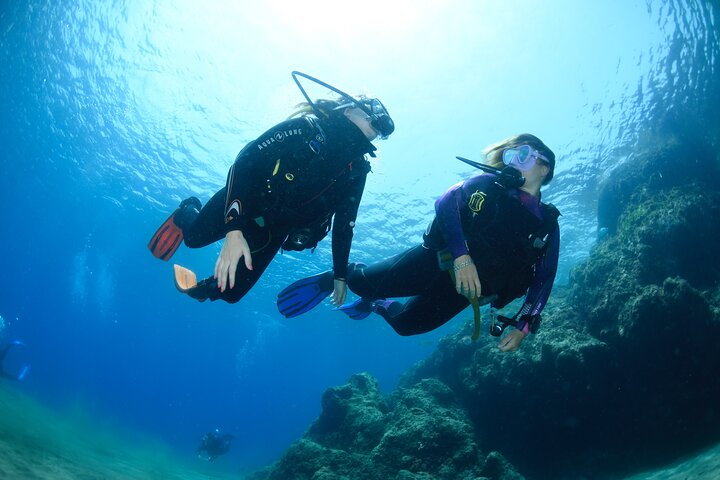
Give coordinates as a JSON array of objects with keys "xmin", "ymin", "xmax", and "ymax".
[
  {"xmin": 371, "ymin": 111, "xmax": 394, "ymax": 138},
  {"xmin": 361, "ymin": 97, "xmax": 394, "ymax": 138}
]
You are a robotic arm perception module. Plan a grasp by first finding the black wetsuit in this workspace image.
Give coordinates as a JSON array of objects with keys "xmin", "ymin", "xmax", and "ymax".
[
  {"xmin": 197, "ymin": 430, "xmax": 234, "ymax": 462},
  {"xmin": 182, "ymin": 113, "xmax": 376, "ymax": 303},
  {"xmin": 347, "ymin": 173, "xmax": 560, "ymax": 335}
]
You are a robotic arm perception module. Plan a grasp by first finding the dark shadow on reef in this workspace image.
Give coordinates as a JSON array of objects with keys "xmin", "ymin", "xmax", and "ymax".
[{"xmin": 250, "ymin": 133, "xmax": 720, "ymax": 480}]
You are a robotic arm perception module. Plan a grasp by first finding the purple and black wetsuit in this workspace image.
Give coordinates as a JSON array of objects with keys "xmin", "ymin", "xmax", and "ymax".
[{"xmin": 347, "ymin": 173, "xmax": 560, "ymax": 336}]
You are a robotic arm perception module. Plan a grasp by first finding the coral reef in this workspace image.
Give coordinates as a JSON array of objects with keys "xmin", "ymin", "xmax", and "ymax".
[{"xmin": 252, "ymin": 137, "xmax": 720, "ymax": 480}]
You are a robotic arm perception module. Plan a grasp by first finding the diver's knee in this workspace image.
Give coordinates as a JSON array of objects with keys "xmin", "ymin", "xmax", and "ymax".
[
  {"xmin": 222, "ymin": 294, "xmax": 242, "ymax": 304},
  {"xmin": 390, "ymin": 324, "xmax": 420, "ymax": 336},
  {"xmin": 183, "ymin": 233, "xmax": 204, "ymax": 249},
  {"xmin": 346, "ymin": 263, "xmax": 370, "ymax": 296}
]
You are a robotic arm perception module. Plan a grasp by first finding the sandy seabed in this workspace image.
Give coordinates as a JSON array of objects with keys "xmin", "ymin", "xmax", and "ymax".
[{"xmin": 0, "ymin": 385, "xmax": 239, "ymax": 480}]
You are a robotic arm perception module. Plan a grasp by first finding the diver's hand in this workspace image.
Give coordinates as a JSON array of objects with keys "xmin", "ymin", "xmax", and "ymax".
[
  {"xmin": 330, "ymin": 279, "xmax": 347, "ymax": 306},
  {"xmin": 215, "ymin": 230, "xmax": 253, "ymax": 292},
  {"xmin": 498, "ymin": 329, "xmax": 526, "ymax": 352},
  {"xmin": 454, "ymin": 255, "xmax": 481, "ymax": 299}
]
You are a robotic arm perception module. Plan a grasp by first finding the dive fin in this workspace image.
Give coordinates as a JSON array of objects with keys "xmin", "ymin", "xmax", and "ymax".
[
  {"xmin": 333, "ymin": 298, "xmax": 373, "ymax": 320},
  {"xmin": 174, "ymin": 264, "xmax": 216, "ymax": 302},
  {"xmin": 148, "ymin": 210, "xmax": 183, "ymax": 261},
  {"xmin": 277, "ymin": 271, "xmax": 334, "ymax": 318},
  {"xmin": 174, "ymin": 264, "xmax": 198, "ymax": 292}
]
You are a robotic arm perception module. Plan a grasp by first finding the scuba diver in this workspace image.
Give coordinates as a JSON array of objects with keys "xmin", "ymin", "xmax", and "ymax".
[
  {"xmin": 0, "ymin": 340, "xmax": 30, "ymax": 380},
  {"xmin": 197, "ymin": 428, "xmax": 235, "ymax": 462},
  {"xmin": 278, "ymin": 134, "xmax": 560, "ymax": 352},
  {"xmin": 148, "ymin": 71, "xmax": 395, "ymax": 306}
]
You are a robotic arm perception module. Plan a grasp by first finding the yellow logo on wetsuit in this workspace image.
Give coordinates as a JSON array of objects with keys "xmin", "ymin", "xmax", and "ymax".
[{"xmin": 468, "ymin": 191, "xmax": 487, "ymax": 212}]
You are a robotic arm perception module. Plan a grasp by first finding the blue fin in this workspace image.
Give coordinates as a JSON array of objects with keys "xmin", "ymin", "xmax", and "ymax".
[
  {"xmin": 277, "ymin": 271, "xmax": 334, "ymax": 318},
  {"xmin": 333, "ymin": 298, "xmax": 373, "ymax": 320}
]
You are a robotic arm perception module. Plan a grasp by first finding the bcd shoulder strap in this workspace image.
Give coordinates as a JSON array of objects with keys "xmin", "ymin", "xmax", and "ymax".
[{"xmin": 531, "ymin": 203, "xmax": 561, "ymax": 249}]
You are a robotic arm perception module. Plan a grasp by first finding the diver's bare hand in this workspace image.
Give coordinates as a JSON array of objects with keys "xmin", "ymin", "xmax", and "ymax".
[
  {"xmin": 498, "ymin": 329, "xmax": 526, "ymax": 352},
  {"xmin": 330, "ymin": 279, "xmax": 347, "ymax": 306},
  {"xmin": 214, "ymin": 230, "xmax": 252, "ymax": 292},
  {"xmin": 454, "ymin": 254, "xmax": 481, "ymax": 299}
]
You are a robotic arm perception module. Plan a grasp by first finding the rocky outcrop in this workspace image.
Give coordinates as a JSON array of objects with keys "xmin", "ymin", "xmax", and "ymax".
[{"xmin": 250, "ymin": 373, "xmax": 523, "ymax": 480}]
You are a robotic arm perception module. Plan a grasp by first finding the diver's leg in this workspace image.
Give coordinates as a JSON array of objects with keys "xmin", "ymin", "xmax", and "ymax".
[
  {"xmin": 219, "ymin": 227, "xmax": 285, "ymax": 303},
  {"xmin": 181, "ymin": 187, "xmax": 228, "ymax": 248},
  {"xmin": 186, "ymin": 223, "xmax": 286, "ymax": 303},
  {"xmin": 347, "ymin": 244, "xmax": 439, "ymax": 298},
  {"xmin": 346, "ymin": 244, "xmax": 471, "ymax": 335},
  {"xmin": 377, "ymin": 283, "xmax": 470, "ymax": 336}
]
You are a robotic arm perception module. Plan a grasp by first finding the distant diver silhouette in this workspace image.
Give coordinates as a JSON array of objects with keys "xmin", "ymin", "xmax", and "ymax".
[
  {"xmin": 197, "ymin": 428, "xmax": 235, "ymax": 462},
  {"xmin": 0, "ymin": 340, "xmax": 30, "ymax": 380}
]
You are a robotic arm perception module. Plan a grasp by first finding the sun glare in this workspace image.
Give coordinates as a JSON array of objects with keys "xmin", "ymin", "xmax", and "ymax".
[{"xmin": 262, "ymin": 0, "xmax": 433, "ymax": 47}]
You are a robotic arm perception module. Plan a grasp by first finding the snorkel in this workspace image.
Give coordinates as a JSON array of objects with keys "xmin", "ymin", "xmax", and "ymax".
[
  {"xmin": 456, "ymin": 156, "xmax": 526, "ymax": 189},
  {"xmin": 291, "ymin": 71, "xmax": 395, "ymax": 138}
]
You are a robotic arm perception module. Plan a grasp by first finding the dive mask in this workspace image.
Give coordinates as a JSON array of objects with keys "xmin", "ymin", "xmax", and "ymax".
[
  {"xmin": 291, "ymin": 71, "xmax": 395, "ymax": 139},
  {"xmin": 502, "ymin": 145, "xmax": 549, "ymax": 172},
  {"xmin": 358, "ymin": 97, "xmax": 395, "ymax": 139}
]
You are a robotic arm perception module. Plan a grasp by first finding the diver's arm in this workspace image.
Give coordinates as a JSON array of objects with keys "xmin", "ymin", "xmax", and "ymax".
[
  {"xmin": 435, "ymin": 182, "xmax": 480, "ymax": 296},
  {"xmin": 515, "ymin": 225, "xmax": 561, "ymax": 332},
  {"xmin": 216, "ymin": 157, "xmax": 257, "ymax": 290},
  {"xmin": 435, "ymin": 174, "xmax": 496, "ymax": 258},
  {"xmin": 329, "ymin": 166, "xmax": 368, "ymax": 304},
  {"xmin": 215, "ymin": 230, "xmax": 253, "ymax": 291},
  {"xmin": 435, "ymin": 175, "xmax": 495, "ymax": 298},
  {"xmin": 434, "ymin": 180, "xmax": 469, "ymax": 258}
]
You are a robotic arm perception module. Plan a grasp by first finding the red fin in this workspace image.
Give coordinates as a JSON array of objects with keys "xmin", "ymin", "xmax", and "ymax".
[{"xmin": 148, "ymin": 210, "xmax": 183, "ymax": 261}]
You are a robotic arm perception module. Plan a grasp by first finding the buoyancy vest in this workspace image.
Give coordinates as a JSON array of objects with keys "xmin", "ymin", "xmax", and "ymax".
[
  {"xmin": 424, "ymin": 180, "xmax": 560, "ymax": 308},
  {"xmin": 261, "ymin": 115, "xmax": 372, "ymax": 226}
]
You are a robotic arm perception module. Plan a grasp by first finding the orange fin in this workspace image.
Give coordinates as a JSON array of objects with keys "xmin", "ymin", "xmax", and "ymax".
[{"xmin": 174, "ymin": 264, "xmax": 198, "ymax": 292}]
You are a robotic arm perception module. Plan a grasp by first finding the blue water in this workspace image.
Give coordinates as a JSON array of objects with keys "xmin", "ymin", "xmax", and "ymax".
[{"xmin": 1, "ymin": 0, "xmax": 718, "ymax": 473}]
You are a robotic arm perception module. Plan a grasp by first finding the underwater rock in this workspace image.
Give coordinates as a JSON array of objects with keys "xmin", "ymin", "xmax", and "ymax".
[
  {"xmin": 596, "ymin": 136, "xmax": 718, "ymax": 238},
  {"xmin": 307, "ymin": 372, "xmax": 388, "ymax": 453},
  {"xmin": 250, "ymin": 374, "xmax": 524, "ymax": 480},
  {"xmin": 370, "ymin": 378, "xmax": 481, "ymax": 476},
  {"xmin": 576, "ymin": 184, "xmax": 720, "ymax": 342},
  {"xmin": 248, "ymin": 437, "xmax": 371, "ymax": 480}
]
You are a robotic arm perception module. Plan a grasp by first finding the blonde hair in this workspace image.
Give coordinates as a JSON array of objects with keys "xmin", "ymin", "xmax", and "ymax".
[{"xmin": 482, "ymin": 133, "xmax": 556, "ymax": 185}]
